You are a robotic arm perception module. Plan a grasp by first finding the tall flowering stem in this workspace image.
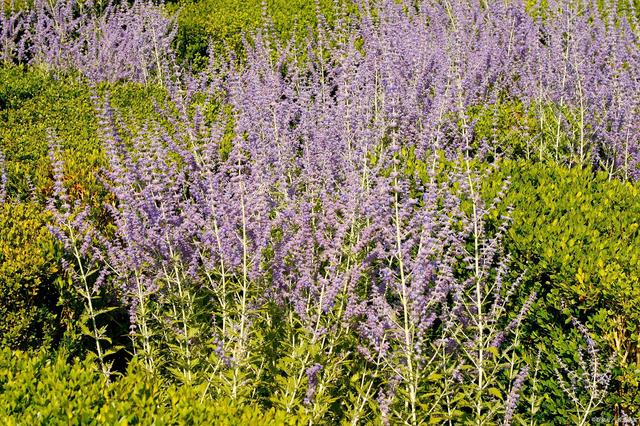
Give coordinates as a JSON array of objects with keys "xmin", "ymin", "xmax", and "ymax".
[{"xmin": 47, "ymin": 138, "xmax": 112, "ymax": 378}]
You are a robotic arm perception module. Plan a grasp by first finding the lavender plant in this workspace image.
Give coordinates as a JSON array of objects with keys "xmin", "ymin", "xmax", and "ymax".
[
  {"xmin": 553, "ymin": 315, "xmax": 614, "ymax": 425},
  {"xmin": 47, "ymin": 137, "xmax": 115, "ymax": 378},
  {"xmin": 41, "ymin": 0, "xmax": 632, "ymax": 422},
  {"xmin": 348, "ymin": 154, "xmax": 537, "ymax": 424},
  {"xmin": 75, "ymin": 0, "xmax": 177, "ymax": 83},
  {"xmin": 50, "ymin": 69, "xmax": 537, "ymax": 424},
  {"xmin": 4, "ymin": 0, "xmax": 640, "ymax": 176},
  {"xmin": 0, "ymin": 150, "xmax": 6, "ymax": 204},
  {"xmin": 0, "ymin": 0, "xmax": 29, "ymax": 64},
  {"xmin": 4, "ymin": 0, "xmax": 175, "ymax": 82}
]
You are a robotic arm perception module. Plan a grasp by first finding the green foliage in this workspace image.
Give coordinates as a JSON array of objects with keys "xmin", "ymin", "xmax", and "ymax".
[
  {"xmin": 0, "ymin": 348, "xmax": 303, "ymax": 425},
  {"xmin": 0, "ymin": 67, "xmax": 100, "ymax": 200},
  {"xmin": 171, "ymin": 0, "xmax": 356, "ymax": 67},
  {"xmin": 485, "ymin": 160, "xmax": 640, "ymax": 418},
  {"xmin": 0, "ymin": 66, "xmax": 167, "ymax": 201},
  {"xmin": 0, "ymin": 66, "xmax": 170, "ymax": 351},
  {"xmin": 0, "ymin": 202, "xmax": 62, "ymax": 349}
]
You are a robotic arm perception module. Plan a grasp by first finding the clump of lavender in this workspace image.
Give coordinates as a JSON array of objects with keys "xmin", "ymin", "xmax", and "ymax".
[
  {"xmin": 503, "ymin": 365, "xmax": 530, "ymax": 425},
  {"xmin": 75, "ymin": 0, "xmax": 177, "ymax": 84},
  {"xmin": 0, "ymin": 150, "xmax": 7, "ymax": 204},
  {"xmin": 5, "ymin": 0, "xmax": 640, "ymax": 177},
  {"xmin": 440, "ymin": 165, "xmax": 536, "ymax": 425},
  {"xmin": 304, "ymin": 363, "xmax": 323, "ymax": 405},
  {"xmin": 0, "ymin": 0, "xmax": 30, "ymax": 64},
  {"xmin": 43, "ymin": 0, "xmax": 632, "ymax": 421},
  {"xmin": 96, "ymin": 98, "xmax": 204, "ymax": 375},
  {"xmin": 353, "ymin": 157, "xmax": 535, "ymax": 424},
  {"xmin": 47, "ymin": 136, "xmax": 113, "ymax": 378},
  {"xmin": 553, "ymin": 316, "xmax": 613, "ymax": 425},
  {"xmin": 6, "ymin": 0, "xmax": 175, "ymax": 83}
]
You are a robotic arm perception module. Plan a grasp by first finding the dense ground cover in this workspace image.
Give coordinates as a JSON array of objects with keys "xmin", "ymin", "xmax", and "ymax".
[{"xmin": 1, "ymin": 0, "xmax": 640, "ymax": 423}]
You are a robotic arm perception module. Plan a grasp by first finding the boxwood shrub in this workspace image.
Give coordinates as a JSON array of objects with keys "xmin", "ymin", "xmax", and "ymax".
[
  {"xmin": 0, "ymin": 348, "xmax": 304, "ymax": 425},
  {"xmin": 486, "ymin": 159, "xmax": 640, "ymax": 417}
]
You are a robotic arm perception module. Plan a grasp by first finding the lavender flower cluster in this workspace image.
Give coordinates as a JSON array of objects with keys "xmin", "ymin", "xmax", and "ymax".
[
  {"xmin": 39, "ymin": 0, "xmax": 626, "ymax": 422},
  {"xmin": 1, "ymin": 0, "xmax": 175, "ymax": 82},
  {"xmin": 2, "ymin": 0, "xmax": 639, "ymax": 175},
  {"xmin": 323, "ymin": 0, "xmax": 640, "ymax": 179}
]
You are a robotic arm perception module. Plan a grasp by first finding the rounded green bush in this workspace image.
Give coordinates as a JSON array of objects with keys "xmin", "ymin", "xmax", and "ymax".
[
  {"xmin": 0, "ymin": 349, "xmax": 305, "ymax": 425},
  {"xmin": 0, "ymin": 202, "xmax": 62, "ymax": 349}
]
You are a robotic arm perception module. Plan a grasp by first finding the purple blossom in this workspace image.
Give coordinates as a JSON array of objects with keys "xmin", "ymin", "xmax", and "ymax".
[
  {"xmin": 4, "ymin": 0, "xmax": 175, "ymax": 82},
  {"xmin": 304, "ymin": 363, "xmax": 323, "ymax": 404},
  {"xmin": 504, "ymin": 366, "xmax": 529, "ymax": 425},
  {"xmin": 0, "ymin": 150, "xmax": 6, "ymax": 204},
  {"xmin": 39, "ymin": 0, "xmax": 630, "ymax": 418}
]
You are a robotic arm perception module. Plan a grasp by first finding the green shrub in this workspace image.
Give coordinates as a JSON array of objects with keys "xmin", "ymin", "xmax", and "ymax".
[
  {"xmin": 0, "ymin": 202, "xmax": 62, "ymax": 349},
  {"xmin": 486, "ymin": 160, "xmax": 640, "ymax": 417},
  {"xmin": 0, "ymin": 67, "xmax": 99, "ymax": 200},
  {"xmin": 0, "ymin": 67, "xmax": 171, "ymax": 351},
  {"xmin": 0, "ymin": 348, "xmax": 304, "ymax": 425},
  {"xmin": 171, "ymin": 0, "xmax": 356, "ymax": 67},
  {"xmin": 0, "ymin": 66, "xmax": 168, "ymax": 201}
]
